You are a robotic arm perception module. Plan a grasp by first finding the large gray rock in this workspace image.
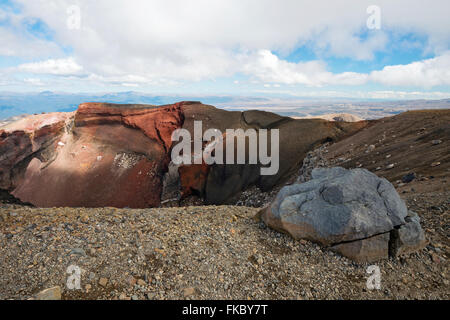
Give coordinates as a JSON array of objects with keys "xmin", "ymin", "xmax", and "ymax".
[
  {"xmin": 390, "ymin": 211, "xmax": 427, "ymax": 257},
  {"xmin": 258, "ymin": 167, "xmax": 425, "ymax": 262},
  {"xmin": 330, "ymin": 233, "xmax": 390, "ymax": 263}
]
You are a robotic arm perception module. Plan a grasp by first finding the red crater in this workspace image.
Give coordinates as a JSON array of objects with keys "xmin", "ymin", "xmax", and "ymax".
[
  {"xmin": 1, "ymin": 102, "xmax": 187, "ymax": 208},
  {"xmin": 0, "ymin": 101, "xmax": 368, "ymax": 208}
]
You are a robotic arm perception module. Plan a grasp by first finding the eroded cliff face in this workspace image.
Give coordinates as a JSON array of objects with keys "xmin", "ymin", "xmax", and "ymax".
[
  {"xmin": 176, "ymin": 103, "xmax": 368, "ymax": 205},
  {"xmin": 1, "ymin": 102, "xmax": 186, "ymax": 208},
  {"xmin": 0, "ymin": 101, "xmax": 368, "ymax": 208},
  {"xmin": 0, "ymin": 112, "xmax": 75, "ymax": 191}
]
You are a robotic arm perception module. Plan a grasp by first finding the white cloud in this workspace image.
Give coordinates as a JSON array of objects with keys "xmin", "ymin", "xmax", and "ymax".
[
  {"xmin": 9, "ymin": 51, "xmax": 450, "ymax": 90},
  {"xmin": 369, "ymin": 52, "xmax": 450, "ymax": 87},
  {"xmin": 11, "ymin": 0, "xmax": 450, "ymax": 83},
  {"xmin": 249, "ymin": 89, "xmax": 450, "ymax": 100},
  {"xmin": 0, "ymin": 7, "xmax": 61, "ymax": 58},
  {"xmin": 0, "ymin": 0, "xmax": 446, "ymax": 92},
  {"xmin": 121, "ymin": 83, "xmax": 140, "ymax": 87},
  {"xmin": 23, "ymin": 78, "xmax": 45, "ymax": 86},
  {"xmin": 244, "ymin": 50, "xmax": 450, "ymax": 88},
  {"xmin": 314, "ymin": 26, "xmax": 388, "ymax": 61},
  {"xmin": 17, "ymin": 58, "xmax": 84, "ymax": 76},
  {"xmin": 0, "ymin": 27, "xmax": 61, "ymax": 58},
  {"xmin": 244, "ymin": 50, "xmax": 368, "ymax": 86}
]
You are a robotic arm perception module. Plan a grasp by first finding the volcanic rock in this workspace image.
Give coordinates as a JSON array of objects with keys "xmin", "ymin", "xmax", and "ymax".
[
  {"xmin": 1, "ymin": 102, "xmax": 368, "ymax": 208},
  {"xmin": 401, "ymin": 172, "xmax": 416, "ymax": 183},
  {"xmin": 179, "ymin": 103, "xmax": 368, "ymax": 204},
  {"xmin": 330, "ymin": 233, "xmax": 390, "ymax": 263},
  {"xmin": 431, "ymin": 139, "xmax": 442, "ymax": 145},
  {"xmin": 1, "ymin": 103, "xmax": 185, "ymax": 208},
  {"xmin": 0, "ymin": 112, "xmax": 74, "ymax": 190},
  {"xmin": 257, "ymin": 167, "xmax": 426, "ymax": 262},
  {"xmin": 390, "ymin": 211, "xmax": 427, "ymax": 257}
]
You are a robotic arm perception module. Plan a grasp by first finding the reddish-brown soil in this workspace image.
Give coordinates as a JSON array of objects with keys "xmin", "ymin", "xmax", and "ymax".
[{"xmin": 324, "ymin": 110, "xmax": 449, "ymax": 184}]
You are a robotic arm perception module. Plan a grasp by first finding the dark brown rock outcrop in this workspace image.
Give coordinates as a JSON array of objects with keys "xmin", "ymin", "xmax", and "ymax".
[{"xmin": 179, "ymin": 103, "xmax": 368, "ymax": 204}]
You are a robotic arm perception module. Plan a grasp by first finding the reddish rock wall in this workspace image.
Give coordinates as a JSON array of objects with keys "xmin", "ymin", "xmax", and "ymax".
[{"xmin": 1, "ymin": 103, "xmax": 186, "ymax": 208}]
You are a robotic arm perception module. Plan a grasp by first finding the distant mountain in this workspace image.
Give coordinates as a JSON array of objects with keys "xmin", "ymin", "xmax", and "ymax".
[
  {"xmin": 0, "ymin": 91, "xmax": 242, "ymax": 119},
  {"xmin": 0, "ymin": 91, "xmax": 449, "ymax": 120}
]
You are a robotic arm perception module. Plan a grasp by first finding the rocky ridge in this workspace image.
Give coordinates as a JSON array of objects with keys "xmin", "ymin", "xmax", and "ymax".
[{"xmin": 0, "ymin": 102, "xmax": 367, "ymax": 208}]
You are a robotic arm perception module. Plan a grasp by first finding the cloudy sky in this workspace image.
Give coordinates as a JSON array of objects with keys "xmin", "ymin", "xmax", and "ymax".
[{"xmin": 1, "ymin": 0, "xmax": 449, "ymax": 99}]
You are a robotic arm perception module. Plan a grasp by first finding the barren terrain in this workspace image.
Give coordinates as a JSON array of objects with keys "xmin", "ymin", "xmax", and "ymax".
[
  {"xmin": 0, "ymin": 202, "xmax": 448, "ymax": 300},
  {"xmin": 0, "ymin": 109, "xmax": 448, "ymax": 300}
]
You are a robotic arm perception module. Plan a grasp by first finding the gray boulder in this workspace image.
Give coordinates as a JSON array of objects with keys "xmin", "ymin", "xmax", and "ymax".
[
  {"xmin": 390, "ymin": 211, "xmax": 427, "ymax": 257},
  {"xmin": 330, "ymin": 233, "xmax": 390, "ymax": 263},
  {"xmin": 257, "ymin": 167, "xmax": 426, "ymax": 262}
]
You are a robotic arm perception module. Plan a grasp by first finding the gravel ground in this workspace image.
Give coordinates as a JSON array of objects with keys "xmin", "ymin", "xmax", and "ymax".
[{"xmin": 0, "ymin": 203, "xmax": 448, "ymax": 300}]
